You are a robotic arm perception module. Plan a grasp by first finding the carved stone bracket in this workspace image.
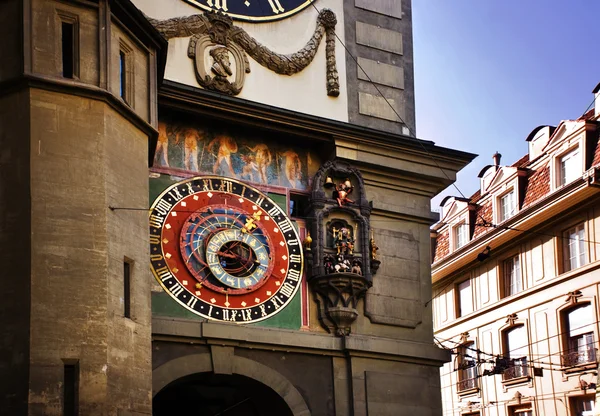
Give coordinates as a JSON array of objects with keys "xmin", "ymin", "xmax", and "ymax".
[
  {"xmin": 310, "ymin": 273, "xmax": 370, "ymax": 336},
  {"xmin": 148, "ymin": 9, "xmax": 339, "ymax": 96}
]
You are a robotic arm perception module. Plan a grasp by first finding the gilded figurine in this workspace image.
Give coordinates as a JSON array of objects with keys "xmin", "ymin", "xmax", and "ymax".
[
  {"xmin": 333, "ymin": 178, "xmax": 354, "ymax": 206},
  {"xmin": 370, "ymin": 233, "xmax": 379, "ymax": 261},
  {"xmin": 332, "ymin": 226, "xmax": 354, "ymax": 255}
]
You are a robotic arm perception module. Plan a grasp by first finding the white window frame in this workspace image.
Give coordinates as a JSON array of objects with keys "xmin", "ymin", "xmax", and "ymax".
[
  {"xmin": 503, "ymin": 255, "xmax": 522, "ymax": 297},
  {"xmin": 559, "ymin": 147, "xmax": 582, "ymax": 187},
  {"xmin": 563, "ymin": 223, "xmax": 587, "ymax": 272},
  {"xmin": 454, "ymin": 222, "xmax": 469, "ymax": 250},
  {"xmin": 456, "ymin": 279, "xmax": 473, "ymax": 317},
  {"xmin": 498, "ymin": 189, "xmax": 516, "ymax": 222}
]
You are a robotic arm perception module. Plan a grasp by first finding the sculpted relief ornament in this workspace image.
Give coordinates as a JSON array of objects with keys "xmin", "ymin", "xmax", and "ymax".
[{"xmin": 147, "ymin": 9, "xmax": 340, "ymax": 96}]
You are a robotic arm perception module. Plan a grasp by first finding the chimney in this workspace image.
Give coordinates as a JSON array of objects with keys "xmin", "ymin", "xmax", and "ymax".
[
  {"xmin": 593, "ymin": 82, "xmax": 600, "ymax": 117},
  {"xmin": 493, "ymin": 152, "xmax": 502, "ymax": 167}
]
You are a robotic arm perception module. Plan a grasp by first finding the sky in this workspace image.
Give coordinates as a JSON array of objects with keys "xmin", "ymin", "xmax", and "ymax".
[{"xmin": 412, "ymin": 0, "xmax": 600, "ymax": 211}]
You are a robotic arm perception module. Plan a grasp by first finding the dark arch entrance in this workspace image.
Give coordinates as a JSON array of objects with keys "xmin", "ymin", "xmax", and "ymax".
[{"xmin": 153, "ymin": 372, "xmax": 294, "ymax": 416}]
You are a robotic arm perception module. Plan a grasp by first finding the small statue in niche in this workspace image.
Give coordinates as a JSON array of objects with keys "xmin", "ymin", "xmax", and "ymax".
[
  {"xmin": 370, "ymin": 233, "xmax": 379, "ymax": 261},
  {"xmin": 333, "ymin": 178, "xmax": 354, "ymax": 206},
  {"xmin": 324, "ymin": 254, "xmax": 335, "ymax": 274},
  {"xmin": 210, "ymin": 46, "xmax": 233, "ymax": 79},
  {"xmin": 332, "ymin": 226, "xmax": 354, "ymax": 255},
  {"xmin": 334, "ymin": 255, "xmax": 351, "ymax": 273},
  {"xmin": 351, "ymin": 259, "xmax": 362, "ymax": 275}
]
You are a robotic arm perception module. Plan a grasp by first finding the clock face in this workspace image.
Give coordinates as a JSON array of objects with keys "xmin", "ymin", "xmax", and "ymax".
[
  {"xmin": 183, "ymin": 0, "xmax": 316, "ymax": 22},
  {"xmin": 149, "ymin": 176, "xmax": 303, "ymax": 323}
]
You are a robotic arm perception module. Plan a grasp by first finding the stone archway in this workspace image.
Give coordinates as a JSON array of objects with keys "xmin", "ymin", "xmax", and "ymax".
[{"xmin": 153, "ymin": 353, "xmax": 310, "ymax": 416}]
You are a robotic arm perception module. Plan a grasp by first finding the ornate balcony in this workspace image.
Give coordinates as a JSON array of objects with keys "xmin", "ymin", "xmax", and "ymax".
[
  {"xmin": 502, "ymin": 362, "xmax": 528, "ymax": 381},
  {"xmin": 561, "ymin": 347, "xmax": 597, "ymax": 368},
  {"xmin": 457, "ymin": 376, "xmax": 478, "ymax": 392}
]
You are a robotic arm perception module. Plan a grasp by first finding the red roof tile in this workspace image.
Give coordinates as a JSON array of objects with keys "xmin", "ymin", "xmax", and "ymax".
[
  {"xmin": 512, "ymin": 154, "xmax": 530, "ymax": 168},
  {"xmin": 592, "ymin": 138, "xmax": 600, "ymax": 168},
  {"xmin": 472, "ymin": 201, "xmax": 492, "ymax": 239},
  {"xmin": 434, "ymin": 230, "xmax": 449, "ymax": 263},
  {"xmin": 522, "ymin": 165, "xmax": 550, "ymax": 209}
]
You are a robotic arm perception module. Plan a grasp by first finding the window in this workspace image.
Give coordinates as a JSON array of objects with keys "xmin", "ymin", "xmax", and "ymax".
[
  {"xmin": 289, "ymin": 193, "xmax": 309, "ymax": 218},
  {"xmin": 59, "ymin": 15, "xmax": 79, "ymax": 79},
  {"xmin": 570, "ymin": 396, "xmax": 595, "ymax": 416},
  {"xmin": 503, "ymin": 325, "xmax": 528, "ymax": 381},
  {"xmin": 118, "ymin": 42, "xmax": 133, "ymax": 104},
  {"xmin": 457, "ymin": 343, "xmax": 478, "ymax": 392},
  {"xmin": 499, "ymin": 190, "xmax": 516, "ymax": 222},
  {"xmin": 508, "ymin": 405, "xmax": 532, "ymax": 416},
  {"xmin": 562, "ymin": 304, "xmax": 596, "ymax": 367},
  {"xmin": 454, "ymin": 222, "xmax": 469, "ymax": 249},
  {"xmin": 563, "ymin": 224, "xmax": 586, "ymax": 272},
  {"xmin": 457, "ymin": 280, "xmax": 473, "ymax": 317},
  {"xmin": 119, "ymin": 51, "xmax": 127, "ymax": 101},
  {"xmin": 124, "ymin": 260, "xmax": 132, "ymax": 319},
  {"xmin": 503, "ymin": 255, "xmax": 522, "ymax": 297},
  {"xmin": 63, "ymin": 361, "xmax": 79, "ymax": 416},
  {"xmin": 560, "ymin": 148, "xmax": 581, "ymax": 186}
]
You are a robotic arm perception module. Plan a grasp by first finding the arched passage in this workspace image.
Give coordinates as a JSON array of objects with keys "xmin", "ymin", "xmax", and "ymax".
[
  {"xmin": 153, "ymin": 372, "xmax": 293, "ymax": 415},
  {"xmin": 152, "ymin": 353, "xmax": 310, "ymax": 416}
]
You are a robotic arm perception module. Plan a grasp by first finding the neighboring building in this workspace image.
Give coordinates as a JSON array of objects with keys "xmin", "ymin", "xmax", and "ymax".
[
  {"xmin": 0, "ymin": 0, "xmax": 475, "ymax": 414},
  {"xmin": 431, "ymin": 89, "xmax": 600, "ymax": 416}
]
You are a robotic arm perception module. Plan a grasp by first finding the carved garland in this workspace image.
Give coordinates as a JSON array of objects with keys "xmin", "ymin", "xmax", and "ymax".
[{"xmin": 147, "ymin": 10, "xmax": 340, "ymax": 96}]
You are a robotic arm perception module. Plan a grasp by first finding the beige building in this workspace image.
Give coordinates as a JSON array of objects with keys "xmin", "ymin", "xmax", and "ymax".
[{"xmin": 431, "ymin": 88, "xmax": 600, "ymax": 416}]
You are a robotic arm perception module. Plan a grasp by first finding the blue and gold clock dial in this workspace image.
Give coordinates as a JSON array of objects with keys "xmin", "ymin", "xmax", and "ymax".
[
  {"xmin": 149, "ymin": 176, "xmax": 303, "ymax": 323},
  {"xmin": 184, "ymin": 0, "xmax": 317, "ymax": 22}
]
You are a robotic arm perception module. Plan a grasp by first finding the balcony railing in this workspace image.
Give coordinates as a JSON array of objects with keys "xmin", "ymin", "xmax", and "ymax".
[
  {"xmin": 561, "ymin": 347, "xmax": 597, "ymax": 367},
  {"xmin": 457, "ymin": 376, "xmax": 478, "ymax": 392},
  {"xmin": 502, "ymin": 362, "xmax": 528, "ymax": 381}
]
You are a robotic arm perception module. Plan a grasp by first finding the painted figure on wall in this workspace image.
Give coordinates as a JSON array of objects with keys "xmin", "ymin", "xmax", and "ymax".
[
  {"xmin": 153, "ymin": 119, "xmax": 319, "ymax": 190},
  {"xmin": 280, "ymin": 150, "xmax": 302, "ymax": 189},
  {"xmin": 207, "ymin": 134, "xmax": 238, "ymax": 176},
  {"xmin": 155, "ymin": 121, "xmax": 170, "ymax": 167},
  {"xmin": 247, "ymin": 144, "xmax": 272, "ymax": 184},
  {"xmin": 175, "ymin": 127, "xmax": 204, "ymax": 171}
]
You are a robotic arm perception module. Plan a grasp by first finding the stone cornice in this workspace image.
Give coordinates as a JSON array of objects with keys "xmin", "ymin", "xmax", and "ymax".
[{"xmin": 152, "ymin": 317, "xmax": 450, "ymax": 366}]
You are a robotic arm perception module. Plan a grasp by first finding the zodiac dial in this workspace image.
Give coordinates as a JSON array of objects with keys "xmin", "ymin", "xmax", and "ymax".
[{"xmin": 150, "ymin": 176, "xmax": 303, "ymax": 323}]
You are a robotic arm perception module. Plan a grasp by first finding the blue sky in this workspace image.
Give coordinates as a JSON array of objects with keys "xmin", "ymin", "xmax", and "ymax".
[{"xmin": 413, "ymin": 0, "xmax": 600, "ymax": 210}]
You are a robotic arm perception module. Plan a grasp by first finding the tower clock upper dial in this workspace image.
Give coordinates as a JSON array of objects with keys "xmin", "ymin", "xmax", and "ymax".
[
  {"xmin": 183, "ymin": 0, "xmax": 317, "ymax": 22},
  {"xmin": 149, "ymin": 176, "xmax": 303, "ymax": 323}
]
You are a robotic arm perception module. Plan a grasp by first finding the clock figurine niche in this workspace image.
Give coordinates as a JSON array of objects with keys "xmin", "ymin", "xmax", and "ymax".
[
  {"xmin": 149, "ymin": 176, "xmax": 303, "ymax": 323},
  {"xmin": 184, "ymin": 0, "xmax": 316, "ymax": 22}
]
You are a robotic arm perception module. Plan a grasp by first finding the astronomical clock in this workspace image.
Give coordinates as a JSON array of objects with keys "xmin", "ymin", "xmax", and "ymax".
[
  {"xmin": 184, "ymin": 0, "xmax": 316, "ymax": 22},
  {"xmin": 149, "ymin": 176, "xmax": 303, "ymax": 323}
]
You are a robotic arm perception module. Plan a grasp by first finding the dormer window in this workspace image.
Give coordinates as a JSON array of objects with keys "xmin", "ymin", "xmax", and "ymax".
[
  {"xmin": 454, "ymin": 222, "xmax": 469, "ymax": 249},
  {"xmin": 499, "ymin": 190, "xmax": 516, "ymax": 222},
  {"xmin": 559, "ymin": 147, "xmax": 581, "ymax": 186}
]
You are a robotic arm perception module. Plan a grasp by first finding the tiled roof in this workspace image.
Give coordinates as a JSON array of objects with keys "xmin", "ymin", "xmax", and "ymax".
[
  {"xmin": 433, "ymin": 113, "xmax": 600, "ymax": 263},
  {"xmin": 434, "ymin": 230, "xmax": 449, "ymax": 263},
  {"xmin": 512, "ymin": 154, "xmax": 530, "ymax": 168},
  {"xmin": 578, "ymin": 108, "xmax": 595, "ymax": 121},
  {"xmin": 472, "ymin": 201, "xmax": 492, "ymax": 239},
  {"xmin": 593, "ymin": 136, "xmax": 600, "ymax": 168},
  {"xmin": 522, "ymin": 165, "xmax": 550, "ymax": 209}
]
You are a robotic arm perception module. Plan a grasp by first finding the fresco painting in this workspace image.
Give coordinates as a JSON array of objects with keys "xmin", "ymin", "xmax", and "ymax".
[{"xmin": 154, "ymin": 120, "xmax": 318, "ymax": 190}]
